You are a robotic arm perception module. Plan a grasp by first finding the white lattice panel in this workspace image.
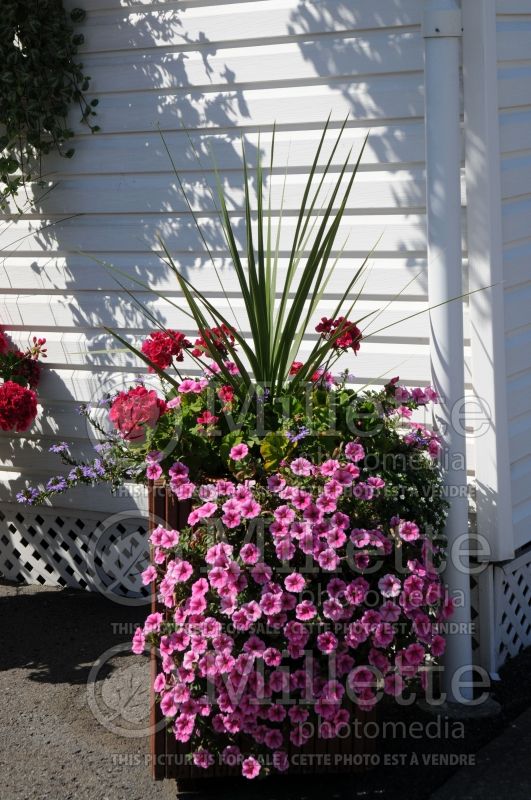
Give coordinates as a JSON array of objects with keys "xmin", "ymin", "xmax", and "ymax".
[
  {"xmin": 495, "ymin": 546, "xmax": 531, "ymax": 668},
  {"xmin": 0, "ymin": 503, "xmax": 151, "ymax": 603}
]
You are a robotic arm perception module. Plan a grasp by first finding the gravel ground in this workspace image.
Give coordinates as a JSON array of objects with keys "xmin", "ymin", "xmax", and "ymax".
[
  {"xmin": 1, "ymin": 580, "xmax": 530, "ymax": 800},
  {"xmin": 0, "ymin": 582, "xmax": 175, "ymax": 800}
]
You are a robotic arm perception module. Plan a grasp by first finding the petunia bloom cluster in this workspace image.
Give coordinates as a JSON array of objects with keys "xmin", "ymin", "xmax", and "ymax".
[{"xmin": 133, "ymin": 447, "xmax": 450, "ymax": 779}]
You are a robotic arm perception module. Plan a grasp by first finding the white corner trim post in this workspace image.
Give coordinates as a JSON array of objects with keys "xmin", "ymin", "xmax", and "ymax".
[
  {"xmin": 462, "ymin": 0, "xmax": 513, "ymax": 566},
  {"xmin": 423, "ymin": 0, "xmax": 474, "ymax": 702}
]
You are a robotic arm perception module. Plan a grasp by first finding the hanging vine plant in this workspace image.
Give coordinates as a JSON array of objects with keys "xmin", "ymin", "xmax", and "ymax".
[{"xmin": 0, "ymin": 1, "xmax": 99, "ymax": 210}]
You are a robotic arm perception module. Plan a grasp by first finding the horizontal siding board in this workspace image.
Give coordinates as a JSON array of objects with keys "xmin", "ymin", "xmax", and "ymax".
[
  {"xmin": 506, "ymin": 328, "xmax": 531, "ymax": 377},
  {"xmin": 507, "ymin": 371, "xmax": 531, "ymax": 420},
  {"xmin": 500, "ymin": 241, "xmax": 531, "ymax": 288},
  {"xmin": 40, "ymin": 124, "xmax": 428, "ymax": 177},
  {"xmin": 69, "ymin": 78, "xmax": 424, "ymax": 136},
  {"xmin": 501, "ymin": 153, "xmax": 531, "ymax": 200},
  {"xmin": 0, "ymin": 330, "xmax": 432, "ymax": 372},
  {"xmin": 76, "ymin": 0, "xmax": 421, "ymax": 42},
  {"xmin": 84, "ymin": 34, "xmax": 423, "ymax": 92},
  {"xmin": 504, "ymin": 283, "xmax": 531, "ymax": 331},
  {"xmin": 0, "ymin": 256, "xmax": 429, "ymax": 294},
  {"xmin": 513, "ymin": 511, "xmax": 531, "ymax": 551},
  {"xmin": 0, "ymin": 352, "xmax": 440, "ymax": 414},
  {"xmin": 508, "ymin": 412, "xmax": 531, "ymax": 464},
  {"xmin": 497, "ymin": 65, "xmax": 531, "ymax": 109},
  {"xmin": 501, "ymin": 197, "xmax": 531, "ymax": 245},
  {"xmin": 0, "ymin": 213, "xmax": 431, "ymax": 255},
  {"xmin": 499, "ymin": 109, "xmax": 531, "ymax": 155},
  {"xmin": 0, "ymin": 293, "xmax": 436, "ymax": 340},
  {"xmin": 496, "ymin": 25, "xmax": 531, "ymax": 61},
  {"xmin": 510, "ymin": 454, "xmax": 531, "ymax": 509},
  {"xmin": 4, "ymin": 170, "xmax": 428, "ymax": 216},
  {"xmin": 496, "ymin": 0, "xmax": 531, "ymax": 14}
]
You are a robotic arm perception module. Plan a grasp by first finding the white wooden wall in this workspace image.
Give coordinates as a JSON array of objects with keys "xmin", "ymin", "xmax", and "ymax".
[
  {"xmin": 0, "ymin": 0, "xmax": 472, "ymax": 513},
  {"xmin": 496, "ymin": 0, "xmax": 531, "ymax": 551}
]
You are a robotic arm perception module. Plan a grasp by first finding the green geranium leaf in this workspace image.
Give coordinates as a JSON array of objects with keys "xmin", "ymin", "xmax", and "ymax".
[{"xmin": 260, "ymin": 431, "xmax": 289, "ymax": 472}]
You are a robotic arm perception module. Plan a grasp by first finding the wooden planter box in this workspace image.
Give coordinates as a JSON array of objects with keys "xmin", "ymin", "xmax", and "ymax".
[{"xmin": 148, "ymin": 481, "xmax": 376, "ymax": 781}]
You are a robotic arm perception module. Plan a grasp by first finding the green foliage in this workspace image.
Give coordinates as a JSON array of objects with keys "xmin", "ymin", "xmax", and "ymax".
[
  {"xmin": 260, "ymin": 431, "xmax": 290, "ymax": 471},
  {"xmin": 0, "ymin": 1, "xmax": 98, "ymax": 209}
]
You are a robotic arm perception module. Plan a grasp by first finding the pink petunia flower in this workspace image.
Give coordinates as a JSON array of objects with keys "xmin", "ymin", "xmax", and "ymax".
[
  {"xmin": 398, "ymin": 520, "xmax": 420, "ymax": 542},
  {"xmin": 131, "ymin": 627, "xmax": 145, "ymax": 654},
  {"xmin": 230, "ymin": 443, "xmax": 249, "ymax": 461},
  {"xmin": 295, "ymin": 600, "xmax": 317, "ymax": 621},
  {"xmin": 290, "ymin": 457, "xmax": 313, "ymax": 477},
  {"xmin": 141, "ymin": 565, "xmax": 157, "ymax": 585},
  {"xmin": 284, "ymin": 573, "xmax": 306, "ymax": 593},
  {"xmin": 378, "ymin": 573, "xmax": 402, "ymax": 598},
  {"xmin": 241, "ymin": 756, "xmax": 261, "ymax": 779}
]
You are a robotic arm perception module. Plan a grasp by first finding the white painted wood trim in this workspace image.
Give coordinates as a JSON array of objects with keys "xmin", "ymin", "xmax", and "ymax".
[
  {"xmin": 462, "ymin": 0, "xmax": 514, "ymax": 562},
  {"xmin": 477, "ymin": 565, "xmax": 499, "ymax": 676}
]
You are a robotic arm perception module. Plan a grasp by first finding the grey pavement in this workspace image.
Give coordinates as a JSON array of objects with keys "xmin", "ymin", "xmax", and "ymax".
[{"xmin": 428, "ymin": 706, "xmax": 531, "ymax": 800}]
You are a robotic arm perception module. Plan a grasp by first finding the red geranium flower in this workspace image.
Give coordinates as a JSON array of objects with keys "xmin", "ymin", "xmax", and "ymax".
[
  {"xmin": 141, "ymin": 330, "xmax": 191, "ymax": 372},
  {"xmin": 109, "ymin": 386, "xmax": 167, "ymax": 441},
  {"xmin": 196, "ymin": 410, "xmax": 219, "ymax": 426},
  {"xmin": 191, "ymin": 324, "xmax": 236, "ymax": 358},
  {"xmin": 315, "ymin": 317, "xmax": 362, "ymax": 354},
  {"xmin": 0, "ymin": 381, "xmax": 38, "ymax": 432},
  {"xmin": 289, "ymin": 362, "xmax": 304, "ymax": 376},
  {"xmin": 218, "ymin": 385, "xmax": 235, "ymax": 404}
]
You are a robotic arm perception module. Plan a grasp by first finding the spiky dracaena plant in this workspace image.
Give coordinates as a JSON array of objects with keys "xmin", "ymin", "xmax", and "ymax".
[
  {"xmin": 102, "ymin": 118, "xmax": 474, "ymax": 397},
  {"xmin": 103, "ymin": 118, "xmax": 387, "ymax": 397}
]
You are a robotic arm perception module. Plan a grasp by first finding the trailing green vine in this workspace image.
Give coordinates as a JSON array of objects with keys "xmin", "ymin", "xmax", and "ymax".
[{"xmin": 0, "ymin": 1, "xmax": 99, "ymax": 210}]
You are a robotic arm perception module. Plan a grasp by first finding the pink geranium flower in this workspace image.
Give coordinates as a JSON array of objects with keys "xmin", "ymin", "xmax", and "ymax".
[{"xmin": 109, "ymin": 386, "xmax": 166, "ymax": 442}]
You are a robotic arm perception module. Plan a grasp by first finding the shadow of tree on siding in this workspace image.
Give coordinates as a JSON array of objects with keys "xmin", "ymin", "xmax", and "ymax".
[{"xmin": 1, "ymin": 0, "xmax": 437, "ymax": 523}]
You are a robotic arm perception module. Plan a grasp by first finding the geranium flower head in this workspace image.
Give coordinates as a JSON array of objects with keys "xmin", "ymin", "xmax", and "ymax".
[
  {"xmin": 141, "ymin": 329, "xmax": 190, "ymax": 371},
  {"xmin": 109, "ymin": 385, "xmax": 166, "ymax": 441},
  {"xmin": 0, "ymin": 381, "xmax": 38, "ymax": 432}
]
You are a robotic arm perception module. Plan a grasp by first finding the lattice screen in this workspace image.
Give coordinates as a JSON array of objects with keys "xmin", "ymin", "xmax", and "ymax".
[
  {"xmin": 0, "ymin": 503, "xmax": 150, "ymax": 603},
  {"xmin": 494, "ymin": 546, "xmax": 531, "ymax": 668}
]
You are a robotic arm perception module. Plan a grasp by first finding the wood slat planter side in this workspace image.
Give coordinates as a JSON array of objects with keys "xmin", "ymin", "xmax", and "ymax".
[{"xmin": 148, "ymin": 481, "xmax": 376, "ymax": 781}]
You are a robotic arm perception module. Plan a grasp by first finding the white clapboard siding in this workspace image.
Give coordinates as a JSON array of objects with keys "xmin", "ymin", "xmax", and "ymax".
[
  {"xmin": 1, "ymin": 0, "xmax": 460, "ymax": 513},
  {"xmin": 4, "ymin": 170, "xmax": 432, "ymax": 216},
  {"xmin": 41, "ymin": 124, "xmax": 429, "ymax": 177},
  {"xmin": 0, "ymin": 256, "xmax": 430, "ymax": 295},
  {"xmin": 497, "ymin": 6, "xmax": 531, "ymax": 550}
]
